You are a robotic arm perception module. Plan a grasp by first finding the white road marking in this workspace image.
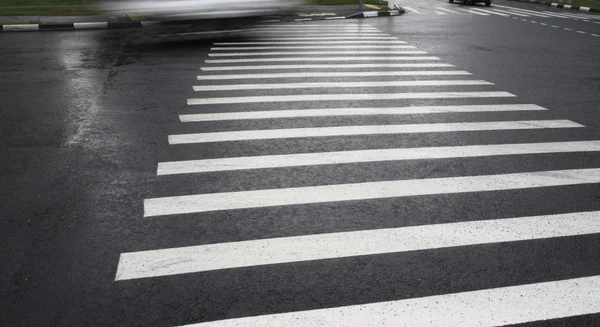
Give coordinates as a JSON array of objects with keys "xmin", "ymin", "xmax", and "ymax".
[
  {"xmin": 213, "ymin": 41, "xmax": 407, "ymax": 45},
  {"xmin": 179, "ymin": 104, "xmax": 544, "ymax": 122},
  {"xmin": 471, "ymin": 8, "xmax": 510, "ymax": 17},
  {"xmin": 146, "ymin": 167, "xmax": 595, "ymax": 216},
  {"xmin": 402, "ymin": 6, "xmax": 421, "ymax": 13},
  {"xmin": 540, "ymin": 22, "xmax": 548, "ymax": 25},
  {"xmin": 435, "ymin": 7, "xmax": 462, "ymax": 14},
  {"xmin": 204, "ymin": 56, "xmax": 441, "ymax": 63},
  {"xmin": 196, "ymin": 71, "xmax": 471, "ymax": 80},
  {"xmin": 592, "ymin": 33, "xmax": 600, "ymax": 37},
  {"xmin": 168, "ymin": 120, "xmax": 579, "ymax": 145},
  {"xmin": 459, "ymin": 8, "xmax": 489, "ymax": 15},
  {"xmin": 119, "ymin": 211, "xmax": 600, "ymax": 279},
  {"xmin": 564, "ymin": 28, "xmax": 574, "ymax": 31},
  {"xmin": 435, "ymin": 11, "xmax": 447, "ymax": 15},
  {"xmin": 193, "ymin": 80, "xmax": 492, "ymax": 91},
  {"xmin": 531, "ymin": 20, "xmax": 538, "ymax": 23},
  {"xmin": 200, "ymin": 63, "xmax": 454, "ymax": 71},
  {"xmin": 159, "ymin": 139, "xmax": 600, "ymax": 175},
  {"xmin": 540, "ymin": 11, "xmax": 583, "ymax": 19},
  {"xmin": 490, "ymin": 8, "xmax": 531, "ymax": 17},
  {"xmin": 211, "ymin": 45, "xmax": 417, "ymax": 50},
  {"xmin": 501, "ymin": 8, "xmax": 552, "ymax": 18},
  {"xmin": 521, "ymin": 18, "xmax": 528, "ymax": 21},
  {"xmin": 208, "ymin": 50, "xmax": 428, "ymax": 56},
  {"xmin": 177, "ymin": 275, "xmax": 600, "ymax": 326},
  {"xmin": 187, "ymin": 91, "xmax": 513, "ymax": 104},
  {"xmin": 551, "ymin": 25, "xmax": 560, "ymax": 28},
  {"xmin": 255, "ymin": 32, "xmax": 389, "ymax": 36},
  {"xmin": 261, "ymin": 36, "xmax": 397, "ymax": 40},
  {"xmin": 577, "ymin": 30, "xmax": 586, "ymax": 34}
]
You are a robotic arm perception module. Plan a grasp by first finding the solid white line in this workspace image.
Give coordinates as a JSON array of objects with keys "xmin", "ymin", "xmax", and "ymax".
[
  {"xmin": 213, "ymin": 41, "xmax": 407, "ymax": 45},
  {"xmin": 159, "ymin": 139, "xmax": 600, "ymax": 175},
  {"xmin": 211, "ymin": 45, "xmax": 417, "ymax": 50},
  {"xmin": 540, "ymin": 11, "xmax": 582, "ymax": 19},
  {"xmin": 204, "ymin": 56, "xmax": 440, "ymax": 63},
  {"xmin": 187, "ymin": 91, "xmax": 512, "ymax": 104},
  {"xmin": 435, "ymin": 11, "xmax": 447, "ymax": 15},
  {"xmin": 193, "ymin": 80, "xmax": 492, "ymax": 91},
  {"xmin": 179, "ymin": 104, "xmax": 545, "ymax": 122},
  {"xmin": 251, "ymin": 28, "xmax": 381, "ymax": 32},
  {"xmin": 325, "ymin": 16, "xmax": 347, "ymax": 19},
  {"xmin": 435, "ymin": 7, "xmax": 462, "ymax": 14},
  {"xmin": 200, "ymin": 63, "xmax": 454, "ymax": 71},
  {"xmin": 255, "ymin": 33, "xmax": 388, "ymax": 37},
  {"xmin": 564, "ymin": 28, "xmax": 574, "ymax": 31},
  {"xmin": 178, "ymin": 275, "xmax": 600, "ymax": 326},
  {"xmin": 402, "ymin": 6, "xmax": 421, "ymax": 13},
  {"xmin": 196, "ymin": 71, "xmax": 471, "ymax": 80},
  {"xmin": 119, "ymin": 211, "xmax": 600, "ymax": 279},
  {"xmin": 260, "ymin": 36, "xmax": 397, "ymax": 40},
  {"xmin": 489, "ymin": 8, "xmax": 531, "ymax": 16},
  {"xmin": 471, "ymin": 8, "xmax": 510, "ymax": 17},
  {"xmin": 501, "ymin": 8, "xmax": 552, "ymax": 18},
  {"xmin": 493, "ymin": 4, "xmax": 554, "ymax": 16},
  {"xmin": 207, "ymin": 51, "xmax": 428, "ymax": 56},
  {"xmin": 460, "ymin": 8, "xmax": 489, "ymax": 15},
  {"xmin": 168, "ymin": 120, "xmax": 579, "ymax": 145},
  {"xmin": 577, "ymin": 30, "xmax": 586, "ymax": 34},
  {"xmin": 146, "ymin": 167, "xmax": 594, "ymax": 216},
  {"xmin": 73, "ymin": 22, "xmax": 108, "ymax": 29}
]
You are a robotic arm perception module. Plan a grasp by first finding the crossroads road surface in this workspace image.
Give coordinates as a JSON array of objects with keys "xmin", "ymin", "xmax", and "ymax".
[{"xmin": 2, "ymin": 0, "xmax": 600, "ymax": 325}]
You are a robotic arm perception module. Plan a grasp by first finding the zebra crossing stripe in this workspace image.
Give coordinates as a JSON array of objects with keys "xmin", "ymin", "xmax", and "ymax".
[
  {"xmin": 207, "ymin": 50, "xmax": 428, "ymax": 56},
  {"xmin": 489, "ymin": 8, "xmax": 531, "ymax": 16},
  {"xmin": 435, "ymin": 7, "xmax": 461, "ymax": 14},
  {"xmin": 187, "ymin": 91, "xmax": 513, "ymax": 104},
  {"xmin": 402, "ymin": 6, "xmax": 421, "ymax": 13},
  {"xmin": 180, "ymin": 104, "xmax": 543, "ymax": 122},
  {"xmin": 204, "ymin": 56, "xmax": 440, "ymax": 64},
  {"xmin": 192, "ymin": 80, "xmax": 492, "ymax": 91},
  {"xmin": 259, "ymin": 36, "xmax": 397, "ymax": 40},
  {"xmin": 459, "ymin": 8, "xmax": 489, "ymax": 16},
  {"xmin": 213, "ymin": 41, "xmax": 408, "ymax": 45},
  {"xmin": 211, "ymin": 46, "xmax": 417, "ymax": 50},
  {"xmin": 158, "ymin": 140, "xmax": 599, "ymax": 175},
  {"xmin": 200, "ymin": 63, "xmax": 453, "ymax": 71},
  {"xmin": 471, "ymin": 8, "xmax": 510, "ymax": 17},
  {"xmin": 144, "ymin": 166, "xmax": 593, "ymax": 217},
  {"xmin": 118, "ymin": 211, "xmax": 600, "ymax": 279},
  {"xmin": 197, "ymin": 71, "xmax": 471, "ymax": 80},
  {"xmin": 178, "ymin": 275, "xmax": 600, "ymax": 326}
]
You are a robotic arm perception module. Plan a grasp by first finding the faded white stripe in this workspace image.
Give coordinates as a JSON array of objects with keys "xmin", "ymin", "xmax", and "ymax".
[
  {"xmin": 204, "ymin": 56, "xmax": 440, "ymax": 63},
  {"xmin": 213, "ymin": 41, "xmax": 407, "ymax": 45},
  {"xmin": 192, "ymin": 80, "xmax": 492, "ymax": 91},
  {"xmin": 211, "ymin": 45, "xmax": 416, "ymax": 50},
  {"xmin": 207, "ymin": 50, "xmax": 428, "ymax": 56},
  {"xmin": 196, "ymin": 71, "xmax": 471, "ymax": 80},
  {"xmin": 200, "ymin": 63, "xmax": 454, "ymax": 71},
  {"xmin": 146, "ymin": 167, "xmax": 596, "ymax": 216}
]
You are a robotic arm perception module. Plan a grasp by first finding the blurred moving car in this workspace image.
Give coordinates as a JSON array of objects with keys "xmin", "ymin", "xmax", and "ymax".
[{"xmin": 109, "ymin": 0, "xmax": 302, "ymax": 39}]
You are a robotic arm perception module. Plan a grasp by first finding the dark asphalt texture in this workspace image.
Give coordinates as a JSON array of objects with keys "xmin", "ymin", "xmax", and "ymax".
[{"xmin": 2, "ymin": 0, "xmax": 600, "ymax": 325}]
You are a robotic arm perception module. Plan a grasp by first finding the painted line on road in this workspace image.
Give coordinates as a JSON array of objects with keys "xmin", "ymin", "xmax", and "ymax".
[
  {"xmin": 592, "ymin": 33, "xmax": 600, "ymax": 37},
  {"xmin": 204, "ymin": 56, "xmax": 441, "ymax": 63},
  {"xmin": 459, "ymin": 8, "xmax": 489, "ymax": 15},
  {"xmin": 564, "ymin": 28, "xmax": 574, "ymax": 31},
  {"xmin": 213, "ymin": 41, "xmax": 407, "ymax": 45},
  {"xmin": 187, "ymin": 91, "xmax": 512, "ymax": 104},
  {"xmin": 435, "ymin": 7, "xmax": 462, "ymax": 14},
  {"xmin": 500, "ymin": 8, "xmax": 552, "ymax": 18},
  {"xmin": 179, "ymin": 104, "xmax": 545, "ymax": 122},
  {"xmin": 159, "ymin": 139, "xmax": 600, "ymax": 175},
  {"xmin": 200, "ymin": 63, "xmax": 455, "ymax": 71},
  {"xmin": 435, "ymin": 11, "xmax": 447, "ymax": 15},
  {"xmin": 471, "ymin": 8, "xmax": 510, "ymax": 17},
  {"xmin": 540, "ymin": 23, "xmax": 548, "ymax": 25},
  {"xmin": 192, "ymin": 80, "xmax": 492, "ymax": 91},
  {"xmin": 531, "ymin": 20, "xmax": 538, "ymax": 23},
  {"xmin": 210, "ymin": 45, "xmax": 417, "ymax": 50},
  {"xmin": 402, "ymin": 6, "xmax": 421, "ymax": 13},
  {"xmin": 177, "ymin": 276, "xmax": 600, "ymax": 326},
  {"xmin": 577, "ymin": 30, "xmax": 586, "ymax": 34},
  {"xmin": 551, "ymin": 25, "xmax": 560, "ymax": 28},
  {"xmin": 207, "ymin": 50, "xmax": 428, "ymax": 57},
  {"xmin": 260, "ymin": 36, "xmax": 397, "ymax": 40},
  {"xmin": 490, "ymin": 8, "xmax": 531, "ymax": 17},
  {"xmin": 119, "ymin": 211, "xmax": 600, "ymax": 279},
  {"xmin": 146, "ymin": 166, "xmax": 594, "ymax": 216},
  {"xmin": 168, "ymin": 120, "xmax": 579, "ymax": 144},
  {"xmin": 196, "ymin": 71, "xmax": 472, "ymax": 80}
]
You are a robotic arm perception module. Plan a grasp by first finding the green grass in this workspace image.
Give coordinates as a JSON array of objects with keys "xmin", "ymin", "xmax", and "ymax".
[
  {"xmin": 0, "ymin": 0, "xmax": 93, "ymax": 6},
  {"xmin": 0, "ymin": 0, "xmax": 104, "ymax": 15}
]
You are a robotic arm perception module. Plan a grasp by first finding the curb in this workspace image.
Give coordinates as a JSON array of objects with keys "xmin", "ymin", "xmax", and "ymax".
[
  {"xmin": 506, "ymin": 0, "xmax": 600, "ymax": 13},
  {"xmin": 0, "ymin": 9, "xmax": 404, "ymax": 32}
]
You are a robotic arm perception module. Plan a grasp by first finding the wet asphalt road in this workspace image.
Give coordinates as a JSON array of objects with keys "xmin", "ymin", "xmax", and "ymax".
[{"xmin": 2, "ymin": 0, "xmax": 600, "ymax": 325}]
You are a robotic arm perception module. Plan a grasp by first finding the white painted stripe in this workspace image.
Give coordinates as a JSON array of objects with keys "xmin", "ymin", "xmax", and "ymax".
[
  {"xmin": 251, "ymin": 28, "xmax": 380, "ymax": 32},
  {"xmin": 177, "ymin": 275, "xmax": 600, "ymax": 326},
  {"xmin": 502, "ymin": 8, "xmax": 552, "ymax": 18},
  {"xmin": 402, "ymin": 6, "xmax": 421, "ymax": 13},
  {"xmin": 577, "ymin": 30, "xmax": 586, "ymax": 34},
  {"xmin": 540, "ymin": 22, "xmax": 548, "ymax": 25},
  {"xmin": 541, "ymin": 11, "xmax": 583, "ymax": 18},
  {"xmin": 489, "ymin": 8, "xmax": 531, "ymax": 16},
  {"xmin": 592, "ymin": 33, "xmax": 600, "ymax": 37},
  {"xmin": 544, "ymin": 11, "xmax": 588, "ymax": 19},
  {"xmin": 255, "ymin": 23, "xmax": 374, "ymax": 27},
  {"xmin": 160, "ymin": 139, "xmax": 600, "ymax": 175},
  {"xmin": 435, "ymin": 7, "xmax": 462, "ymax": 14},
  {"xmin": 193, "ymin": 80, "xmax": 492, "ymax": 91},
  {"xmin": 213, "ymin": 41, "xmax": 408, "ymax": 45},
  {"xmin": 256, "ymin": 33, "xmax": 388, "ymax": 37},
  {"xmin": 146, "ymin": 166, "xmax": 594, "ymax": 216},
  {"xmin": 119, "ymin": 211, "xmax": 600, "ymax": 279},
  {"xmin": 208, "ymin": 50, "xmax": 428, "ymax": 56},
  {"xmin": 187, "ymin": 91, "xmax": 513, "ymax": 104},
  {"xmin": 471, "ymin": 8, "xmax": 510, "ymax": 17},
  {"xmin": 168, "ymin": 120, "xmax": 578, "ymax": 144},
  {"xmin": 435, "ymin": 11, "xmax": 447, "ymax": 15},
  {"xmin": 564, "ymin": 28, "xmax": 574, "ymax": 31},
  {"xmin": 204, "ymin": 56, "xmax": 440, "ymax": 64},
  {"xmin": 197, "ymin": 71, "xmax": 471, "ymax": 80},
  {"xmin": 459, "ymin": 8, "xmax": 489, "ymax": 15},
  {"xmin": 325, "ymin": 16, "xmax": 346, "ymax": 19},
  {"xmin": 73, "ymin": 22, "xmax": 108, "ymax": 29},
  {"xmin": 551, "ymin": 25, "xmax": 560, "ymax": 28},
  {"xmin": 211, "ymin": 45, "xmax": 416, "ymax": 50},
  {"xmin": 260, "ymin": 36, "xmax": 397, "ymax": 40},
  {"xmin": 200, "ymin": 63, "xmax": 454, "ymax": 71},
  {"xmin": 179, "ymin": 104, "xmax": 545, "ymax": 122},
  {"xmin": 2, "ymin": 24, "xmax": 39, "ymax": 31},
  {"xmin": 531, "ymin": 20, "xmax": 538, "ymax": 23}
]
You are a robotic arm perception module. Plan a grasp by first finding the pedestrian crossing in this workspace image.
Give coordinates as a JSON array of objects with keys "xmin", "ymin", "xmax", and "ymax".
[
  {"xmin": 402, "ymin": 1, "xmax": 600, "ymax": 21},
  {"xmin": 115, "ymin": 22, "xmax": 600, "ymax": 326}
]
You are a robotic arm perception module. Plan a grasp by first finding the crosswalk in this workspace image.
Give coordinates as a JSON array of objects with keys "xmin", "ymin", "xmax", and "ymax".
[
  {"xmin": 116, "ymin": 22, "xmax": 600, "ymax": 325},
  {"xmin": 403, "ymin": 1, "xmax": 600, "ymax": 21}
]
